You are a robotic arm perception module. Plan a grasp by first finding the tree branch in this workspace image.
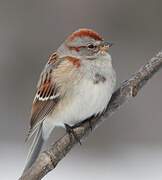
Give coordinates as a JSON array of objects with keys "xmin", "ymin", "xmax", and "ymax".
[{"xmin": 20, "ymin": 51, "xmax": 162, "ymax": 180}]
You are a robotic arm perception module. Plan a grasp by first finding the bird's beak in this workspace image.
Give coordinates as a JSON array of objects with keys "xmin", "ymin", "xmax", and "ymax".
[{"xmin": 100, "ymin": 41, "xmax": 113, "ymax": 53}]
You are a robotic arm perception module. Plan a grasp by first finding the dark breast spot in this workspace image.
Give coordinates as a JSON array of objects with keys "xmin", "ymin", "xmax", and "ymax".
[{"xmin": 94, "ymin": 73, "xmax": 106, "ymax": 84}]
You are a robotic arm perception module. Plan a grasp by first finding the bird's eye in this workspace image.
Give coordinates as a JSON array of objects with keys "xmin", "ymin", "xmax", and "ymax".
[{"xmin": 87, "ymin": 44, "xmax": 96, "ymax": 49}]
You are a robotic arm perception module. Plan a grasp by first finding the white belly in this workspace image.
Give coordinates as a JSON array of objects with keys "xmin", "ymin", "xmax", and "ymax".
[
  {"xmin": 59, "ymin": 78, "xmax": 113, "ymax": 126},
  {"xmin": 43, "ymin": 73, "xmax": 115, "ymax": 140}
]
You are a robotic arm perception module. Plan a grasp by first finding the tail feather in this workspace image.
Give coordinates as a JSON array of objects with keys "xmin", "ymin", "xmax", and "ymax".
[{"xmin": 23, "ymin": 124, "xmax": 44, "ymax": 173}]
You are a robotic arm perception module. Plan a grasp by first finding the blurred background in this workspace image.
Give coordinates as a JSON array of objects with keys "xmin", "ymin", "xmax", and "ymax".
[{"xmin": 0, "ymin": 0, "xmax": 162, "ymax": 179}]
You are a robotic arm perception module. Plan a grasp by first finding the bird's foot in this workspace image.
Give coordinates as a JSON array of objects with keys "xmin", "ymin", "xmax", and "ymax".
[{"xmin": 64, "ymin": 123, "xmax": 82, "ymax": 145}]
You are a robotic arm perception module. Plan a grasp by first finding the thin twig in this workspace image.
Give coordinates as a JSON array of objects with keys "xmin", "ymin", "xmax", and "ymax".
[{"xmin": 20, "ymin": 51, "xmax": 162, "ymax": 180}]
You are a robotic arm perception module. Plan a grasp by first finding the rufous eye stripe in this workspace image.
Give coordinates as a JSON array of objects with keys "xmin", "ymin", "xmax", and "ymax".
[{"xmin": 68, "ymin": 45, "xmax": 87, "ymax": 52}]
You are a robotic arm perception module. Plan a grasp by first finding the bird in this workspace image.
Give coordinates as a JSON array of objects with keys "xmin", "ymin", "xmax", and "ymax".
[{"xmin": 23, "ymin": 28, "xmax": 116, "ymax": 172}]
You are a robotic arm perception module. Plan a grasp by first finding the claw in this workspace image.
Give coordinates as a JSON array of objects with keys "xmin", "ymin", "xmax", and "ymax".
[{"xmin": 64, "ymin": 123, "xmax": 82, "ymax": 145}]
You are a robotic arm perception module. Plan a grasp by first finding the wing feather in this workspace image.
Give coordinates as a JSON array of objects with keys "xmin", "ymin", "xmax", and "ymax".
[{"xmin": 27, "ymin": 53, "xmax": 61, "ymax": 140}]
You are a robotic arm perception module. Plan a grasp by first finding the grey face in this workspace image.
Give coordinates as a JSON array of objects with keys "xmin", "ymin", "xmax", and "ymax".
[{"xmin": 65, "ymin": 36, "xmax": 102, "ymax": 57}]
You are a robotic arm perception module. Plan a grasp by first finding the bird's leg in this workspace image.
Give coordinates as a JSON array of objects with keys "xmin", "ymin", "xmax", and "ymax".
[
  {"xmin": 64, "ymin": 123, "xmax": 82, "ymax": 145},
  {"xmin": 88, "ymin": 119, "xmax": 93, "ymax": 131}
]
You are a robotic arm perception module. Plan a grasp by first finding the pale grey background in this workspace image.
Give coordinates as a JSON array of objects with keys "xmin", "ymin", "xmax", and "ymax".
[{"xmin": 0, "ymin": 0, "xmax": 162, "ymax": 179}]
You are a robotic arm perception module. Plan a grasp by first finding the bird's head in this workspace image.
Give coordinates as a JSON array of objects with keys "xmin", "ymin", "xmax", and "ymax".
[{"xmin": 57, "ymin": 28, "xmax": 113, "ymax": 60}]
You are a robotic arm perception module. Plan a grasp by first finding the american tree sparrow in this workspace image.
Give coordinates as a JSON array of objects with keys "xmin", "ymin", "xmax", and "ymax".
[{"xmin": 24, "ymin": 28, "xmax": 116, "ymax": 171}]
